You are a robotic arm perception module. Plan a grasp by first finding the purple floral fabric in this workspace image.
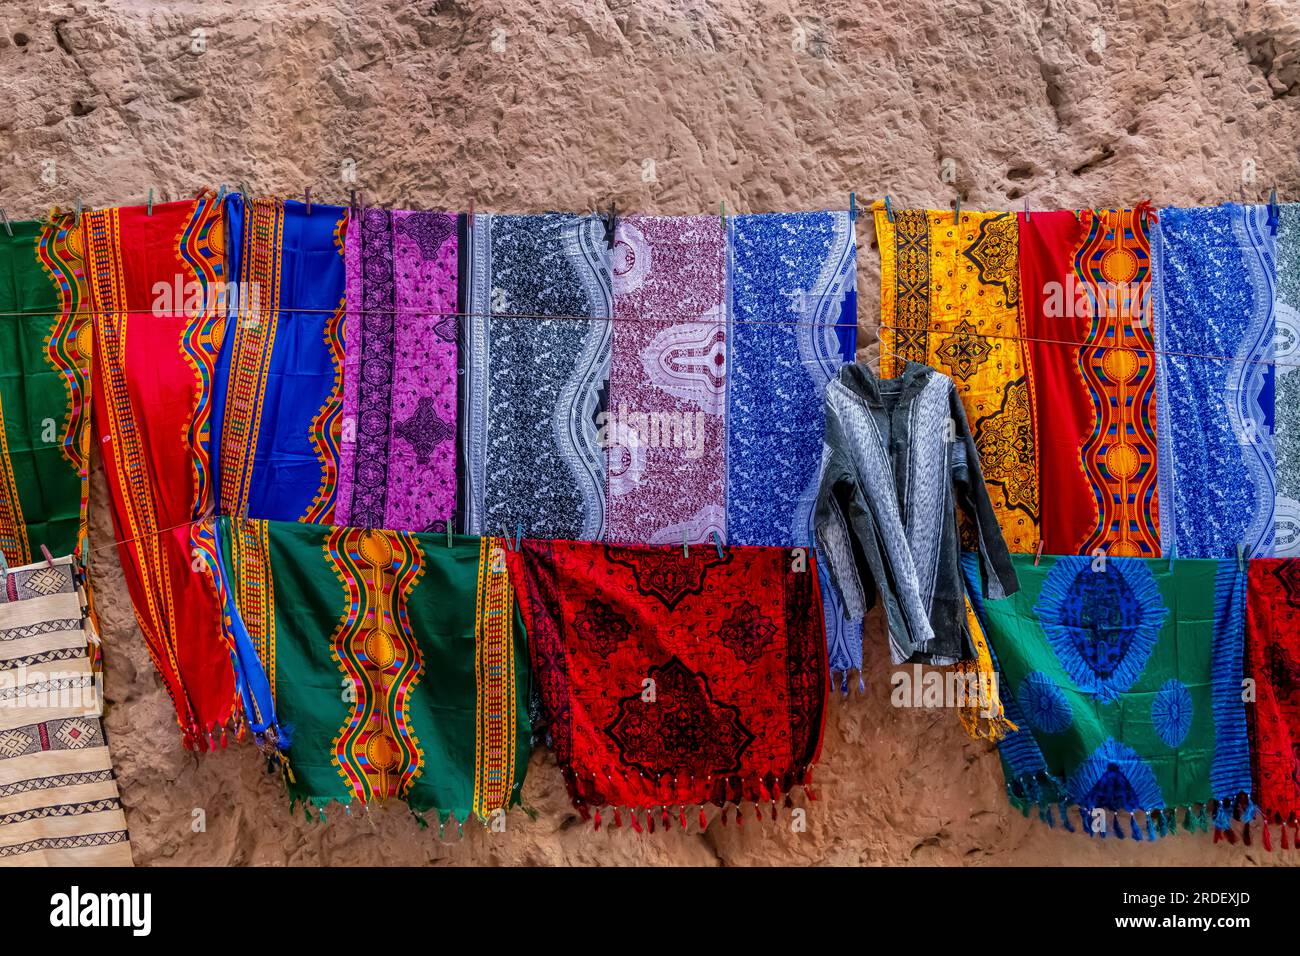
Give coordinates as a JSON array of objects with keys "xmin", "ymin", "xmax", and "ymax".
[{"xmin": 337, "ymin": 209, "xmax": 459, "ymax": 530}]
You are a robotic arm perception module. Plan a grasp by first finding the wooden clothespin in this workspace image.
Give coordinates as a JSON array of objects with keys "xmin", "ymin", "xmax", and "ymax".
[
  {"xmin": 605, "ymin": 201, "xmax": 616, "ymax": 249},
  {"xmin": 682, "ymin": 531, "xmax": 689, "ymax": 558},
  {"xmin": 40, "ymin": 544, "xmax": 55, "ymax": 569},
  {"xmin": 953, "ymin": 196, "xmax": 961, "ymax": 223},
  {"xmin": 349, "ymin": 189, "xmax": 358, "ymax": 213},
  {"xmin": 1023, "ymin": 196, "xmax": 1030, "ymax": 221},
  {"xmin": 720, "ymin": 200, "xmax": 726, "ymax": 232},
  {"xmin": 1237, "ymin": 543, "xmax": 1249, "ymax": 573},
  {"xmin": 884, "ymin": 194, "xmax": 895, "ymax": 223},
  {"xmin": 217, "ymin": 184, "xmax": 227, "ymax": 203},
  {"xmin": 0, "ymin": 208, "xmax": 10, "ymax": 237},
  {"xmin": 0, "ymin": 550, "xmax": 9, "ymax": 579},
  {"xmin": 147, "ymin": 188, "xmax": 154, "ymax": 215},
  {"xmin": 73, "ymin": 197, "xmax": 82, "ymax": 227},
  {"xmin": 849, "ymin": 192, "xmax": 857, "ymax": 222},
  {"xmin": 1034, "ymin": 540, "xmax": 1044, "ymax": 566},
  {"xmin": 499, "ymin": 523, "xmax": 510, "ymax": 550},
  {"xmin": 514, "ymin": 522, "xmax": 523, "ymax": 552},
  {"xmin": 304, "ymin": 187, "xmax": 312, "ymax": 215},
  {"xmin": 1268, "ymin": 186, "xmax": 1280, "ymax": 232},
  {"xmin": 445, "ymin": 521, "xmax": 453, "ymax": 549},
  {"xmin": 712, "ymin": 531, "xmax": 725, "ymax": 560}
]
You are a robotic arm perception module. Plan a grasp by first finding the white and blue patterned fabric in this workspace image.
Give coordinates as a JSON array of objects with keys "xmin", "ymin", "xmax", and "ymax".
[
  {"xmin": 1153, "ymin": 204, "xmax": 1276, "ymax": 558},
  {"xmin": 1273, "ymin": 203, "xmax": 1300, "ymax": 554},
  {"xmin": 723, "ymin": 211, "xmax": 862, "ymax": 680}
]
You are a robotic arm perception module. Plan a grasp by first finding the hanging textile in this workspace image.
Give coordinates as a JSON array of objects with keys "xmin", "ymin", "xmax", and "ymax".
[
  {"xmin": 212, "ymin": 195, "xmax": 346, "ymax": 524},
  {"xmin": 1019, "ymin": 207, "xmax": 1161, "ymax": 557},
  {"xmin": 336, "ymin": 208, "xmax": 459, "ymax": 531},
  {"xmin": 1244, "ymin": 559, "xmax": 1300, "ymax": 846},
  {"xmin": 0, "ymin": 555, "xmax": 132, "ymax": 866},
  {"xmin": 0, "ymin": 214, "xmax": 91, "ymax": 566},
  {"xmin": 875, "ymin": 202, "xmax": 1039, "ymax": 552},
  {"xmin": 964, "ymin": 553, "xmax": 1254, "ymax": 839},
  {"xmin": 725, "ymin": 211, "xmax": 864, "ymax": 679},
  {"xmin": 84, "ymin": 194, "xmax": 235, "ymax": 746},
  {"xmin": 459, "ymin": 213, "xmax": 611, "ymax": 540},
  {"xmin": 815, "ymin": 362, "xmax": 1019, "ymax": 665},
  {"xmin": 507, "ymin": 538, "xmax": 826, "ymax": 828},
  {"xmin": 1153, "ymin": 204, "xmax": 1275, "ymax": 559},
  {"xmin": 1273, "ymin": 204, "xmax": 1300, "ymax": 555},
  {"xmin": 211, "ymin": 517, "xmax": 530, "ymax": 824},
  {"xmin": 605, "ymin": 215, "xmax": 726, "ymax": 544}
]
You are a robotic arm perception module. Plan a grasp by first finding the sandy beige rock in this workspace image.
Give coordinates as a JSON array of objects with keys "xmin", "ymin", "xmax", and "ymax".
[{"xmin": 1, "ymin": 0, "xmax": 1298, "ymax": 865}]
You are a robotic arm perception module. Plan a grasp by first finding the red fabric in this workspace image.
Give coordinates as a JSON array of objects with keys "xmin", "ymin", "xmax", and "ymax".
[
  {"xmin": 85, "ymin": 197, "xmax": 234, "ymax": 745},
  {"xmin": 507, "ymin": 539, "xmax": 827, "ymax": 814},
  {"xmin": 1018, "ymin": 210, "xmax": 1092, "ymax": 554},
  {"xmin": 1245, "ymin": 560, "xmax": 1300, "ymax": 824}
]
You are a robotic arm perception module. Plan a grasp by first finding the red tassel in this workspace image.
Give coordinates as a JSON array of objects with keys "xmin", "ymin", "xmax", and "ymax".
[
  {"xmin": 221, "ymin": 728, "xmax": 228, "ymax": 749},
  {"xmin": 1262, "ymin": 819, "xmax": 1272, "ymax": 852},
  {"xmin": 1213, "ymin": 827, "xmax": 1223, "ymax": 844},
  {"xmin": 662, "ymin": 807, "xmax": 670, "ymax": 830},
  {"xmin": 1242, "ymin": 822, "xmax": 1252, "ymax": 847},
  {"xmin": 647, "ymin": 810, "xmax": 655, "ymax": 834},
  {"xmin": 699, "ymin": 806, "xmax": 707, "ymax": 831},
  {"xmin": 1225, "ymin": 827, "xmax": 1238, "ymax": 845},
  {"xmin": 679, "ymin": 807, "xmax": 687, "ymax": 830},
  {"xmin": 771, "ymin": 801, "xmax": 777, "ymax": 821},
  {"xmin": 630, "ymin": 810, "xmax": 642, "ymax": 834},
  {"xmin": 614, "ymin": 807, "xmax": 623, "ymax": 829},
  {"xmin": 736, "ymin": 804, "xmax": 744, "ymax": 828},
  {"xmin": 1283, "ymin": 820, "xmax": 1291, "ymax": 850},
  {"xmin": 720, "ymin": 806, "xmax": 728, "ymax": 826},
  {"xmin": 593, "ymin": 808, "xmax": 602, "ymax": 831}
]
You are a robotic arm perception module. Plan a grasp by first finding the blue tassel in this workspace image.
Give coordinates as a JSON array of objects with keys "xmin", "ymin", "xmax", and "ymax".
[
  {"xmin": 1214, "ymin": 801, "xmax": 1232, "ymax": 832},
  {"xmin": 1045, "ymin": 803, "xmax": 1057, "ymax": 829},
  {"xmin": 1060, "ymin": 803, "xmax": 1075, "ymax": 832},
  {"xmin": 1113, "ymin": 812, "xmax": 1123, "ymax": 839},
  {"xmin": 1081, "ymin": 807, "xmax": 1094, "ymax": 836},
  {"xmin": 1131, "ymin": 813, "xmax": 1142, "ymax": 841},
  {"xmin": 1146, "ymin": 812, "xmax": 1156, "ymax": 841}
]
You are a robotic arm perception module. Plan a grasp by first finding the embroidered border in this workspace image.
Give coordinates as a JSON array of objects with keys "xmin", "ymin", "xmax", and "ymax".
[
  {"xmin": 325, "ymin": 526, "xmax": 425, "ymax": 803},
  {"xmin": 1075, "ymin": 209, "xmax": 1161, "ymax": 557},
  {"xmin": 473, "ymin": 536, "xmax": 517, "ymax": 819}
]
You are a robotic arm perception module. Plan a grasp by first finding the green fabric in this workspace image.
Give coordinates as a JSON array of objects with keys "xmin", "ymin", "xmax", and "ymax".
[
  {"xmin": 965, "ymin": 554, "xmax": 1252, "ymax": 829},
  {"xmin": 0, "ymin": 220, "xmax": 86, "ymax": 565},
  {"xmin": 217, "ymin": 518, "xmax": 531, "ymax": 823}
]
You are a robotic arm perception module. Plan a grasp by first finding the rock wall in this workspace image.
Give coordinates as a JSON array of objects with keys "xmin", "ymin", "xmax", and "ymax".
[{"xmin": 3, "ymin": 0, "xmax": 1299, "ymax": 865}]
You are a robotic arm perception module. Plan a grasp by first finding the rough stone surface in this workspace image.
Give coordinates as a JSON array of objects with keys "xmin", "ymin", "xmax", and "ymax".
[{"xmin": 2, "ymin": 0, "xmax": 1298, "ymax": 866}]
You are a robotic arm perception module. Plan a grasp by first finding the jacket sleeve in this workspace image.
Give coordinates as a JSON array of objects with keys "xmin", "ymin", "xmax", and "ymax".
[
  {"xmin": 948, "ymin": 384, "xmax": 1019, "ymax": 600},
  {"xmin": 814, "ymin": 412, "xmax": 875, "ymax": 622}
]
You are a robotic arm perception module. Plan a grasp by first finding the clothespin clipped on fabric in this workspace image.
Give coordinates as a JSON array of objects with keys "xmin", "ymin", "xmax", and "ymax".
[
  {"xmin": 217, "ymin": 184, "xmax": 227, "ymax": 204},
  {"xmin": 1034, "ymin": 540, "xmax": 1044, "ymax": 566},
  {"xmin": 1268, "ymin": 186, "xmax": 1280, "ymax": 232},
  {"xmin": 1237, "ymin": 543, "xmax": 1250, "ymax": 573},
  {"xmin": 0, "ymin": 208, "xmax": 11, "ymax": 236},
  {"xmin": 884, "ymin": 195, "xmax": 895, "ymax": 223},
  {"xmin": 1023, "ymin": 197, "xmax": 1030, "ymax": 221},
  {"xmin": 40, "ymin": 544, "xmax": 54, "ymax": 569},
  {"xmin": 0, "ymin": 550, "xmax": 9, "ymax": 579},
  {"xmin": 953, "ymin": 196, "xmax": 961, "ymax": 223},
  {"xmin": 445, "ymin": 521, "xmax": 453, "ymax": 549},
  {"xmin": 720, "ymin": 200, "xmax": 727, "ymax": 232},
  {"xmin": 147, "ymin": 188, "xmax": 154, "ymax": 215},
  {"xmin": 605, "ymin": 201, "xmax": 617, "ymax": 250},
  {"xmin": 514, "ymin": 522, "xmax": 523, "ymax": 553},
  {"xmin": 499, "ymin": 523, "xmax": 510, "ymax": 550},
  {"xmin": 72, "ymin": 197, "xmax": 82, "ymax": 227},
  {"xmin": 304, "ymin": 187, "xmax": 312, "ymax": 215},
  {"xmin": 849, "ymin": 192, "xmax": 857, "ymax": 222},
  {"xmin": 682, "ymin": 531, "xmax": 689, "ymax": 558},
  {"xmin": 711, "ymin": 531, "xmax": 725, "ymax": 560}
]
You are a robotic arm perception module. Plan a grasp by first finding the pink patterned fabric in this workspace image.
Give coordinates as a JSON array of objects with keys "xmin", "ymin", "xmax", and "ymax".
[
  {"xmin": 337, "ymin": 209, "xmax": 458, "ymax": 531},
  {"xmin": 605, "ymin": 216, "xmax": 727, "ymax": 543}
]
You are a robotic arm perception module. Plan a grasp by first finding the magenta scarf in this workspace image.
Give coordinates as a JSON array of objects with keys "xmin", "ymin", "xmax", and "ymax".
[{"xmin": 337, "ymin": 209, "xmax": 459, "ymax": 531}]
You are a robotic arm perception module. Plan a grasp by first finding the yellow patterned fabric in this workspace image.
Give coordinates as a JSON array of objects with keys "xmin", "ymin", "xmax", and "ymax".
[{"xmin": 875, "ymin": 201, "xmax": 1040, "ymax": 553}]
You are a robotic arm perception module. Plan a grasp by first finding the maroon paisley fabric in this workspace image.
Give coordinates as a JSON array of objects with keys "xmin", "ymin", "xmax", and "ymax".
[
  {"xmin": 605, "ymin": 216, "xmax": 727, "ymax": 545},
  {"xmin": 506, "ymin": 538, "xmax": 827, "ymax": 826}
]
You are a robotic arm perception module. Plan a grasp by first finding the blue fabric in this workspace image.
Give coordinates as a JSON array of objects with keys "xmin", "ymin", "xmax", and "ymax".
[
  {"xmin": 212, "ymin": 195, "xmax": 346, "ymax": 522},
  {"xmin": 724, "ymin": 211, "xmax": 861, "ymax": 677},
  {"xmin": 1153, "ymin": 204, "xmax": 1276, "ymax": 558},
  {"xmin": 1209, "ymin": 560, "xmax": 1253, "ymax": 812}
]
